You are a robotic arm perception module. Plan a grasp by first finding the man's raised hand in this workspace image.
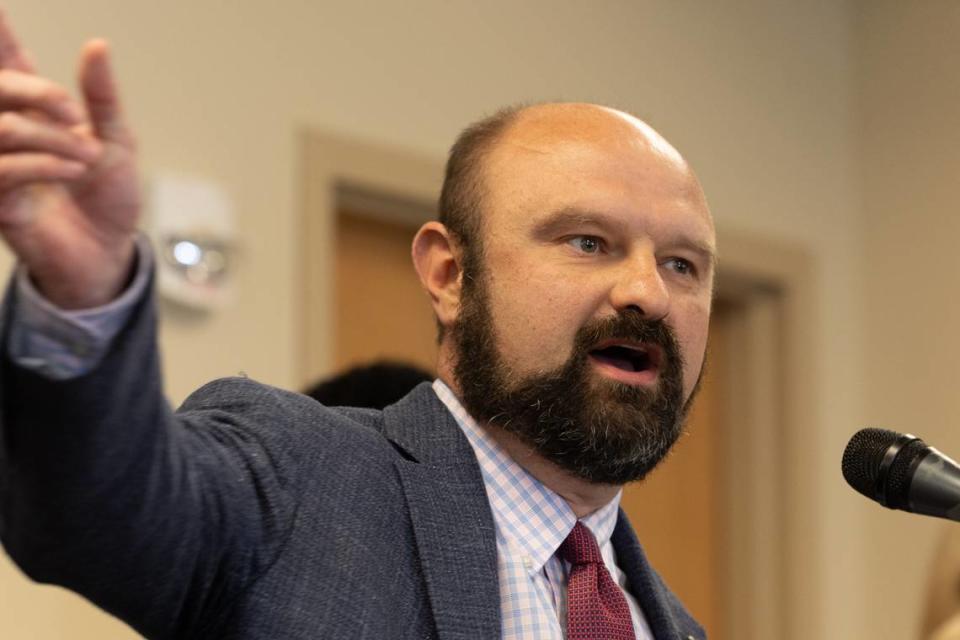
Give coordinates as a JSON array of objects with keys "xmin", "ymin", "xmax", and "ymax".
[{"xmin": 0, "ymin": 11, "xmax": 140, "ymax": 309}]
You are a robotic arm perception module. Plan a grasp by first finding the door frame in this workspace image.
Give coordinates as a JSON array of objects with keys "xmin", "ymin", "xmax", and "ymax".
[{"xmin": 298, "ymin": 129, "xmax": 818, "ymax": 640}]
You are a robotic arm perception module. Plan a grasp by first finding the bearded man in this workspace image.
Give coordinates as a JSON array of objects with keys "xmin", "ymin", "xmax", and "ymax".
[{"xmin": 0, "ymin": 12, "xmax": 715, "ymax": 640}]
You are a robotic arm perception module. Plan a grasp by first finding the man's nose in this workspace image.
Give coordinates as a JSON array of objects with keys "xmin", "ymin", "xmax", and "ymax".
[{"xmin": 609, "ymin": 255, "xmax": 670, "ymax": 319}]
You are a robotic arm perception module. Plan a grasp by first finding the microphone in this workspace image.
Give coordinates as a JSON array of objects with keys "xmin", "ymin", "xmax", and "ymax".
[{"xmin": 842, "ymin": 428, "xmax": 960, "ymax": 522}]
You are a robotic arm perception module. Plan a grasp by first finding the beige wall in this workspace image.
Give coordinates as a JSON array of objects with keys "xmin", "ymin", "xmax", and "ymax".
[
  {"xmin": 859, "ymin": 2, "xmax": 960, "ymax": 639},
  {"xmin": 0, "ymin": 0, "xmax": 888, "ymax": 638}
]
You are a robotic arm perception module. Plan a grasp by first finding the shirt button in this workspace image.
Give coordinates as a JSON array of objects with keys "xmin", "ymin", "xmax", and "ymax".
[{"xmin": 522, "ymin": 556, "xmax": 534, "ymax": 570}]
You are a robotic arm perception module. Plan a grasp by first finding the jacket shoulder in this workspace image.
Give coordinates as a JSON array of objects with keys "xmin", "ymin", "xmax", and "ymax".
[{"xmin": 178, "ymin": 375, "xmax": 392, "ymax": 443}]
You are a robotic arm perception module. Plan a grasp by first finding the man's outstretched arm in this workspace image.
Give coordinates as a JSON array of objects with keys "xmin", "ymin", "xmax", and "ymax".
[{"xmin": 0, "ymin": 13, "xmax": 298, "ymax": 638}]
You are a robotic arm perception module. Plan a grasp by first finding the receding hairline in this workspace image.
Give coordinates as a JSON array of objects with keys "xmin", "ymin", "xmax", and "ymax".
[
  {"xmin": 437, "ymin": 103, "xmax": 528, "ymax": 243},
  {"xmin": 438, "ymin": 101, "xmax": 707, "ymax": 245}
]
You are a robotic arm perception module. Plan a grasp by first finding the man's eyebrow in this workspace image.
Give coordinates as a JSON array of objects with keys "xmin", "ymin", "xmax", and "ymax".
[{"xmin": 531, "ymin": 207, "xmax": 627, "ymax": 237}]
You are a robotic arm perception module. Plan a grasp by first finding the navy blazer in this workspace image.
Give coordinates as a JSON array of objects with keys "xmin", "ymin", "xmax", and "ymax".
[{"xmin": 0, "ymin": 287, "xmax": 704, "ymax": 639}]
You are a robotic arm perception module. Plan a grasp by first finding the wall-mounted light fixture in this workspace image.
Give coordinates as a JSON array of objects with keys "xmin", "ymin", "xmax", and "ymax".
[{"xmin": 147, "ymin": 173, "xmax": 237, "ymax": 311}]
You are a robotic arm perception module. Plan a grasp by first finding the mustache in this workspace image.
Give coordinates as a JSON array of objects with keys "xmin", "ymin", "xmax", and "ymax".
[{"xmin": 573, "ymin": 311, "xmax": 682, "ymax": 365}]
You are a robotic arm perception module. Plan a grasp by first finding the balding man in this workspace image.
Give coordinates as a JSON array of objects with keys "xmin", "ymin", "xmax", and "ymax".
[{"xmin": 0, "ymin": 12, "xmax": 714, "ymax": 640}]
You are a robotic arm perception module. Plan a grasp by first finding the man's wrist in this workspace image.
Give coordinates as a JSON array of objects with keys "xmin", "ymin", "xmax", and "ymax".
[{"xmin": 28, "ymin": 233, "xmax": 139, "ymax": 310}]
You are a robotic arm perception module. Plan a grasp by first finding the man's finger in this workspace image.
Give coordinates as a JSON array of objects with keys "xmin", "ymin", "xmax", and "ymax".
[
  {"xmin": 0, "ymin": 69, "xmax": 85, "ymax": 124},
  {"xmin": 79, "ymin": 40, "xmax": 130, "ymax": 145},
  {"xmin": 0, "ymin": 112, "xmax": 101, "ymax": 162},
  {"xmin": 0, "ymin": 152, "xmax": 85, "ymax": 193},
  {"xmin": 0, "ymin": 10, "xmax": 35, "ymax": 72}
]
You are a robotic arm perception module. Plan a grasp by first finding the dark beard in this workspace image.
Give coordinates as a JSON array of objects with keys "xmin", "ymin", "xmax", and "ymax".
[{"xmin": 451, "ymin": 271, "xmax": 691, "ymax": 485}]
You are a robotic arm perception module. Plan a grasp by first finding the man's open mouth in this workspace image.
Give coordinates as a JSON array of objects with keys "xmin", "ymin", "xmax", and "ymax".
[{"xmin": 588, "ymin": 341, "xmax": 662, "ymax": 375}]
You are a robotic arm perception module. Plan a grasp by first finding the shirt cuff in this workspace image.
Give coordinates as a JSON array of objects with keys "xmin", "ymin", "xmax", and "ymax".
[{"xmin": 6, "ymin": 235, "xmax": 154, "ymax": 380}]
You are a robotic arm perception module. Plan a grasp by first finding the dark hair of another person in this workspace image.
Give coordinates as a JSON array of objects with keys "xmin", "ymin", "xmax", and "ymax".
[
  {"xmin": 303, "ymin": 361, "xmax": 434, "ymax": 410},
  {"xmin": 435, "ymin": 104, "xmax": 525, "ymax": 340}
]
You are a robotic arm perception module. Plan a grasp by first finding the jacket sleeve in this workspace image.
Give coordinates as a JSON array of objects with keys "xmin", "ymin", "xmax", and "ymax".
[
  {"xmin": 6, "ymin": 234, "xmax": 153, "ymax": 380},
  {"xmin": 0, "ymin": 275, "xmax": 299, "ymax": 639}
]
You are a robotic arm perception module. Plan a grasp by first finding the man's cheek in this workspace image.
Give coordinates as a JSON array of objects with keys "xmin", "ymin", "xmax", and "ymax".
[{"xmin": 676, "ymin": 333, "xmax": 706, "ymax": 388}]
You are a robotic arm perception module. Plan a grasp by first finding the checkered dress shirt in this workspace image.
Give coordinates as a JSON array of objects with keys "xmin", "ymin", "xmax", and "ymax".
[{"xmin": 433, "ymin": 380, "xmax": 653, "ymax": 639}]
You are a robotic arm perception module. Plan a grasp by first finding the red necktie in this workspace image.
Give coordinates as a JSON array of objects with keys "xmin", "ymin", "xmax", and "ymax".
[{"xmin": 559, "ymin": 521, "xmax": 637, "ymax": 640}]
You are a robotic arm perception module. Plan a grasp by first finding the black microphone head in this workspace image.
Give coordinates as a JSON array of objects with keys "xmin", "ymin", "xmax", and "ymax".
[
  {"xmin": 842, "ymin": 427, "xmax": 928, "ymax": 509},
  {"xmin": 842, "ymin": 428, "xmax": 902, "ymax": 499}
]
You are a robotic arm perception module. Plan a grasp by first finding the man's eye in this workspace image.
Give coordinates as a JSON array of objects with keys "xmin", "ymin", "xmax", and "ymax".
[
  {"xmin": 664, "ymin": 257, "xmax": 696, "ymax": 276},
  {"xmin": 568, "ymin": 236, "xmax": 602, "ymax": 254}
]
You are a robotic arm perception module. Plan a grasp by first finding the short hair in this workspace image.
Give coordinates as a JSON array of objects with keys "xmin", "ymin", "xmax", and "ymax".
[
  {"xmin": 438, "ymin": 104, "xmax": 526, "ymax": 262},
  {"xmin": 435, "ymin": 105, "xmax": 525, "ymax": 340}
]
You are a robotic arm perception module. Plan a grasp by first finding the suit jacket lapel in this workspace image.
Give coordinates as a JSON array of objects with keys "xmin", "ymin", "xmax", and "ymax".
[
  {"xmin": 612, "ymin": 509, "xmax": 704, "ymax": 640},
  {"xmin": 382, "ymin": 386, "xmax": 703, "ymax": 640},
  {"xmin": 383, "ymin": 385, "xmax": 500, "ymax": 640}
]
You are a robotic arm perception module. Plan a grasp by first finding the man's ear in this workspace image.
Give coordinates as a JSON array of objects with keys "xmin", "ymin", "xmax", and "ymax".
[{"xmin": 412, "ymin": 221, "xmax": 462, "ymax": 331}]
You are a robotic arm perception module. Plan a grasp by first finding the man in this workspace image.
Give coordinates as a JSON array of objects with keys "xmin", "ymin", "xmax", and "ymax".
[{"xmin": 0, "ymin": 10, "xmax": 715, "ymax": 640}]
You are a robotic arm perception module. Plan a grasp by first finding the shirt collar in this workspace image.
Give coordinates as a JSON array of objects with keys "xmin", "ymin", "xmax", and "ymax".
[{"xmin": 432, "ymin": 379, "xmax": 623, "ymax": 572}]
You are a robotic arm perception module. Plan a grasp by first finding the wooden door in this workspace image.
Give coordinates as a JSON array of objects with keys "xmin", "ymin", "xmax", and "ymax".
[{"xmin": 334, "ymin": 209, "xmax": 437, "ymax": 372}]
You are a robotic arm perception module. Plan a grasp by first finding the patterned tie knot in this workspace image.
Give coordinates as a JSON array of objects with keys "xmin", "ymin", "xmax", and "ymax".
[
  {"xmin": 559, "ymin": 521, "xmax": 604, "ymax": 566},
  {"xmin": 560, "ymin": 521, "xmax": 636, "ymax": 639}
]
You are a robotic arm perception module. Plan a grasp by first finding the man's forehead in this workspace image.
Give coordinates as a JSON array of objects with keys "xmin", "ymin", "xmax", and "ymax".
[
  {"xmin": 481, "ymin": 104, "xmax": 710, "ymax": 219},
  {"xmin": 495, "ymin": 103, "xmax": 686, "ymax": 164},
  {"xmin": 479, "ymin": 105, "xmax": 701, "ymax": 205}
]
